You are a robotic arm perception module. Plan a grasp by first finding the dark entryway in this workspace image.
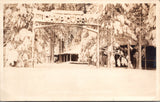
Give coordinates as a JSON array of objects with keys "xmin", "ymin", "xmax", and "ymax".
[
  {"xmin": 71, "ymin": 54, "xmax": 78, "ymax": 61},
  {"xmin": 113, "ymin": 45, "xmax": 156, "ymax": 69},
  {"xmin": 142, "ymin": 46, "xmax": 156, "ymax": 69}
]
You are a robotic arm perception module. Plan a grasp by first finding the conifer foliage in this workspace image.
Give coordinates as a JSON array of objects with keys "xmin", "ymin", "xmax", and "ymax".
[{"xmin": 3, "ymin": 3, "xmax": 156, "ymax": 67}]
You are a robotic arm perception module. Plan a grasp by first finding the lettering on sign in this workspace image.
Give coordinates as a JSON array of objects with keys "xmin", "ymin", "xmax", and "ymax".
[{"xmin": 33, "ymin": 10, "xmax": 100, "ymax": 26}]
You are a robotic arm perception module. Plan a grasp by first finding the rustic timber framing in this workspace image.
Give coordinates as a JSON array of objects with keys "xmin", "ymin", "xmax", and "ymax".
[
  {"xmin": 31, "ymin": 4, "xmax": 146, "ymax": 69},
  {"xmin": 32, "ymin": 10, "xmax": 101, "ymax": 68}
]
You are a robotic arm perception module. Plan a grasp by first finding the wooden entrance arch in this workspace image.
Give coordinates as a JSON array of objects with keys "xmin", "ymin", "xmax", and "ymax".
[{"xmin": 32, "ymin": 10, "xmax": 101, "ymax": 68}]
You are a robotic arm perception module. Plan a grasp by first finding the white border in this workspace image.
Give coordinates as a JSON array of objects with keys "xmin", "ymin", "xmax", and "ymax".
[{"xmin": 0, "ymin": 0, "xmax": 159, "ymax": 101}]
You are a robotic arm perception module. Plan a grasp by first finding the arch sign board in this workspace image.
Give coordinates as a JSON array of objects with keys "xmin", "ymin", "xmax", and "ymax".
[{"xmin": 33, "ymin": 10, "xmax": 100, "ymax": 27}]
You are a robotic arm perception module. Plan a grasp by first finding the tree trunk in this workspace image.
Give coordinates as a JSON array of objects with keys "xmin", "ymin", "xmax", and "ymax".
[
  {"xmin": 50, "ymin": 35, "xmax": 52, "ymax": 63},
  {"xmin": 110, "ymin": 26, "xmax": 113, "ymax": 68},
  {"xmin": 138, "ymin": 35, "xmax": 142, "ymax": 69},
  {"xmin": 139, "ymin": 4, "xmax": 142, "ymax": 69},
  {"xmin": 50, "ymin": 29, "xmax": 55, "ymax": 63},
  {"xmin": 3, "ymin": 47, "xmax": 6, "ymax": 67},
  {"xmin": 32, "ymin": 22, "xmax": 35, "ymax": 68},
  {"xmin": 107, "ymin": 28, "xmax": 109, "ymax": 68},
  {"xmin": 96, "ymin": 26, "xmax": 100, "ymax": 68},
  {"xmin": 127, "ymin": 43, "xmax": 131, "ymax": 68}
]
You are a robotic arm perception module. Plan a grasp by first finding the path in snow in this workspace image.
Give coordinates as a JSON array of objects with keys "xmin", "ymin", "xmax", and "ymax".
[{"xmin": 1, "ymin": 63, "xmax": 156, "ymax": 101}]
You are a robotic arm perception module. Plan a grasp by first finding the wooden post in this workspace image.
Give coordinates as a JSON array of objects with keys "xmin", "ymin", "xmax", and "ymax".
[
  {"xmin": 127, "ymin": 43, "xmax": 131, "ymax": 68},
  {"xmin": 51, "ymin": 30, "xmax": 54, "ymax": 63},
  {"xmin": 110, "ymin": 7, "xmax": 114, "ymax": 68},
  {"xmin": 53, "ymin": 28, "xmax": 55, "ymax": 63},
  {"xmin": 59, "ymin": 39, "xmax": 61, "ymax": 54},
  {"xmin": 139, "ymin": 4, "xmax": 142, "ymax": 69},
  {"xmin": 66, "ymin": 54, "xmax": 68, "ymax": 61},
  {"xmin": 32, "ymin": 21, "xmax": 35, "ymax": 68},
  {"xmin": 106, "ymin": 26, "xmax": 109, "ymax": 68},
  {"xmin": 107, "ymin": 29, "xmax": 110, "ymax": 68},
  {"xmin": 110, "ymin": 22, "xmax": 114, "ymax": 68},
  {"xmin": 62, "ymin": 39, "xmax": 63, "ymax": 53},
  {"xmin": 59, "ymin": 55, "xmax": 61, "ymax": 62},
  {"xmin": 59, "ymin": 39, "xmax": 62, "ymax": 62},
  {"xmin": 108, "ymin": 49, "xmax": 110, "ymax": 68},
  {"xmin": 96, "ymin": 25, "xmax": 100, "ymax": 68},
  {"xmin": 50, "ymin": 28, "xmax": 55, "ymax": 63},
  {"xmin": 3, "ymin": 47, "xmax": 5, "ymax": 67},
  {"xmin": 126, "ymin": 25, "xmax": 131, "ymax": 68},
  {"xmin": 50, "ymin": 30, "xmax": 53, "ymax": 63},
  {"xmin": 70, "ymin": 54, "xmax": 72, "ymax": 61},
  {"xmin": 138, "ymin": 34, "xmax": 142, "ymax": 69}
]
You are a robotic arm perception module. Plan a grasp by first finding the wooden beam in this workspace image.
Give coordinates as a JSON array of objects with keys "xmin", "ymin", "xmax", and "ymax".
[
  {"xmin": 34, "ymin": 22, "xmax": 100, "ymax": 29},
  {"xmin": 81, "ymin": 26, "xmax": 99, "ymax": 33},
  {"xmin": 34, "ymin": 23, "xmax": 99, "ymax": 34}
]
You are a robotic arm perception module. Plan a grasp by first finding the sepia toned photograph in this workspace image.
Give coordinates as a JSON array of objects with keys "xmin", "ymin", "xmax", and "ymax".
[{"xmin": 1, "ymin": 0, "xmax": 159, "ymax": 101}]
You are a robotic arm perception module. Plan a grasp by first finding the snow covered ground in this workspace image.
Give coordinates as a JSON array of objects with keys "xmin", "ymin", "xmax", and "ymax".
[{"xmin": 1, "ymin": 63, "xmax": 156, "ymax": 101}]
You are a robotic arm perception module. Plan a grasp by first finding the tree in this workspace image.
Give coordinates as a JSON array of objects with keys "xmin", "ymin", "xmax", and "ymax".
[{"xmin": 3, "ymin": 3, "xmax": 88, "ymax": 67}]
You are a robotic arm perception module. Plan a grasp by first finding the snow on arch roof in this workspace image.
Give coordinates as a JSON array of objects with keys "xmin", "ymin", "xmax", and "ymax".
[
  {"xmin": 33, "ymin": 9, "xmax": 84, "ymax": 15},
  {"xmin": 33, "ymin": 9, "xmax": 101, "ymax": 17}
]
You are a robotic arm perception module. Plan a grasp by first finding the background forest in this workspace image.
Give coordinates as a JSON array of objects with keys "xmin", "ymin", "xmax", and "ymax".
[{"xmin": 3, "ymin": 3, "xmax": 156, "ymax": 67}]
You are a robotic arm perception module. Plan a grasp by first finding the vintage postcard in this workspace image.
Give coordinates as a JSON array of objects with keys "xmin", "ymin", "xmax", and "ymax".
[{"xmin": 0, "ymin": 0, "xmax": 160, "ymax": 101}]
